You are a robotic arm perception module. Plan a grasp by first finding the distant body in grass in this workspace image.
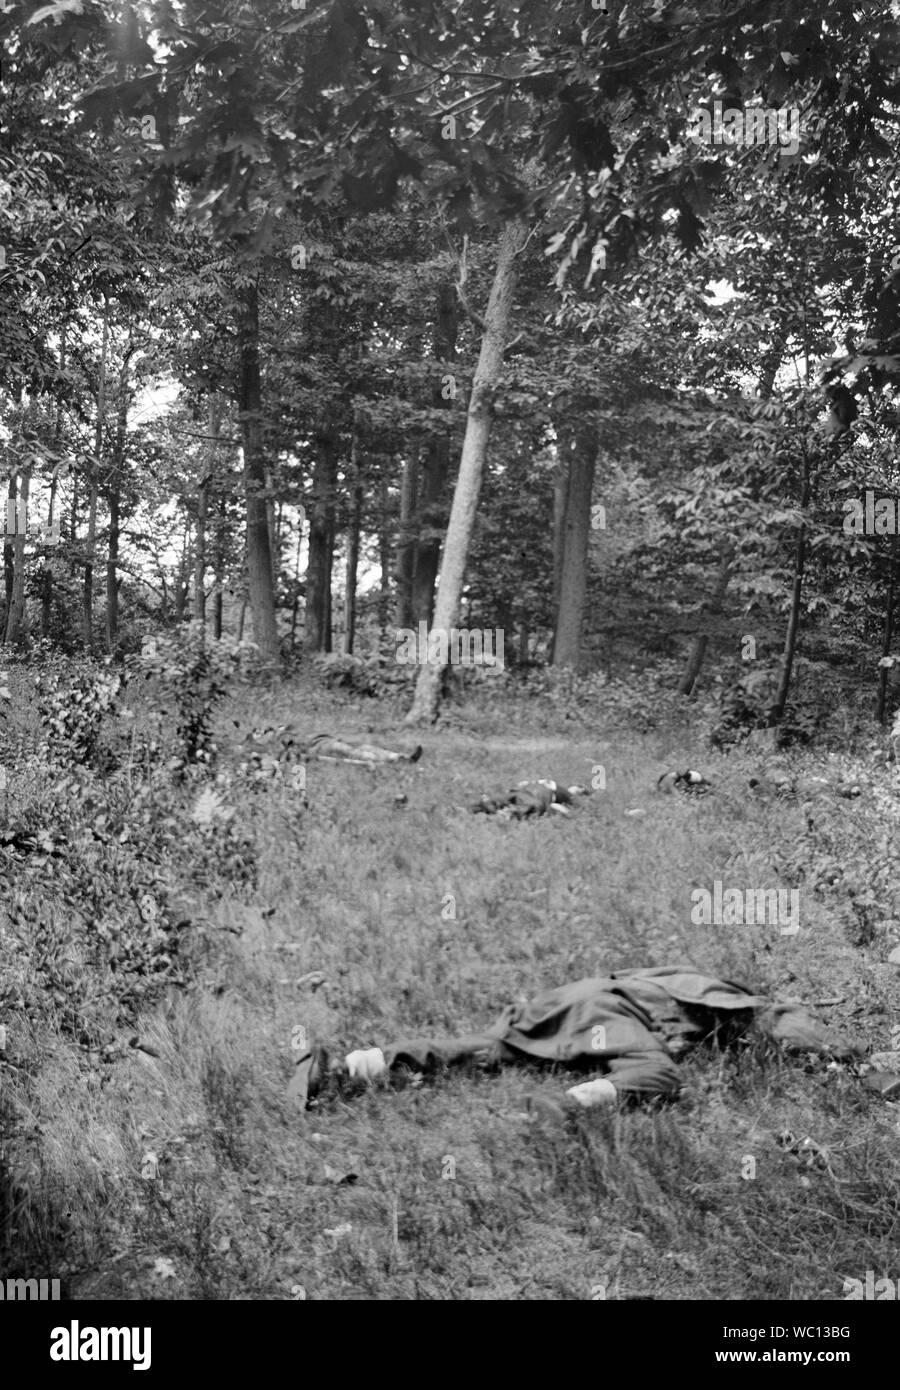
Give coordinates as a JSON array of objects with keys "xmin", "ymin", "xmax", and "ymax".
[{"xmin": 471, "ymin": 778, "xmax": 591, "ymax": 819}]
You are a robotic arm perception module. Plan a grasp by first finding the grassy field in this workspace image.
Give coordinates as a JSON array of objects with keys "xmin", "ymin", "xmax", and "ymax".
[{"xmin": 3, "ymin": 673, "xmax": 899, "ymax": 1301}]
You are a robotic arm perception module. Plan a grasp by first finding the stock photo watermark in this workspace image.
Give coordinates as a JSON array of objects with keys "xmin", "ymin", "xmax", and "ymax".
[
  {"xmin": 843, "ymin": 1271, "xmax": 900, "ymax": 1299},
  {"xmin": 50, "ymin": 1323, "xmax": 151, "ymax": 1370},
  {"xmin": 842, "ymin": 489, "xmax": 900, "ymax": 534},
  {"xmin": 394, "ymin": 623, "xmax": 505, "ymax": 672},
  {"xmin": 5, "ymin": 500, "xmax": 59, "ymax": 545},
  {"xmin": 687, "ymin": 101, "xmax": 801, "ymax": 155},
  {"xmin": 0, "ymin": 1275, "xmax": 60, "ymax": 1299},
  {"xmin": 690, "ymin": 881, "xmax": 800, "ymax": 934}
]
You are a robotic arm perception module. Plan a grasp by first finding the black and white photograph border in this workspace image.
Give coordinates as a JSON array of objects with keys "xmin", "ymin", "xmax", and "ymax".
[{"xmin": 0, "ymin": 0, "xmax": 899, "ymax": 1353}]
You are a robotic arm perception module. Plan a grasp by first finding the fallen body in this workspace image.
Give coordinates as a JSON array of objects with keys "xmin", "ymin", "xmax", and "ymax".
[
  {"xmin": 241, "ymin": 727, "xmax": 422, "ymax": 765},
  {"xmin": 298, "ymin": 966, "xmax": 859, "ymax": 1111},
  {"xmin": 470, "ymin": 778, "xmax": 591, "ymax": 819},
  {"xmin": 304, "ymin": 734, "xmax": 422, "ymax": 764}
]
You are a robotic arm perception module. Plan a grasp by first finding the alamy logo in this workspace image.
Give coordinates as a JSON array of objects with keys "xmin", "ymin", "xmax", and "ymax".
[
  {"xmin": 843, "ymin": 1271, "xmax": 899, "ymax": 1300},
  {"xmin": 687, "ymin": 101, "xmax": 801, "ymax": 155},
  {"xmin": 842, "ymin": 491, "xmax": 900, "ymax": 535},
  {"xmin": 394, "ymin": 622, "xmax": 505, "ymax": 672},
  {"xmin": 690, "ymin": 880, "xmax": 800, "ymax": 935},
  {"xmin": 0, "ymin": 1276, "xmax": 61, "ymax": 1299},
  {"xmin": 5, "ymin": 500, "xmax": 60, "ymax": 545},
  {"xmin": 50, "ymin": 1321, "xmax": 152, "ymax": 1371}
]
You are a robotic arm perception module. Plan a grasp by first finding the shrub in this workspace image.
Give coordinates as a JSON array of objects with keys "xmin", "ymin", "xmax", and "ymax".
[
  {"xmin": 312, "ymin": 650, "xmax": 415, "ymax": 699},
  {"xmin": 35, "ymin": 657, "xmax": 126, "ymax": 767},
  {"xmin": 131, "ymin": 624, "xmax": 253, "ymax": 768}
]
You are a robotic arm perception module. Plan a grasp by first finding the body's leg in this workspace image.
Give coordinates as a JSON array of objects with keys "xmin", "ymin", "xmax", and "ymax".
[{"xmin": 383, "ymin": 1032, "xmax": 517, "ymax": 1076}]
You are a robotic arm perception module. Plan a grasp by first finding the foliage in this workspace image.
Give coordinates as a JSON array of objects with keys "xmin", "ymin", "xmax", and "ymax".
[
  {"xmin": 132, "ymin": 625, "xmax": 253, "ymax": 768},
  {"xmin": 312, "ymin": 650, "xmax": 415, "ymax": 700},
  {"xmin": 312, "ymin": 651, "xmax": 380, "ymax": 698},
  {"xmin": 35, "ymin": 656, "xmax": 126, "ymax": 767},
  {"xmin": 0, "ymin": 765, "xmax": 259, "ymax": 1044}
]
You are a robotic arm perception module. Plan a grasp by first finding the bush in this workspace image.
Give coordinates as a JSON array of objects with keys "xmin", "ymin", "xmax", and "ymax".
[
  {"xmin": 35, "ymin": 657, "xmax": 126, "ymax": 767},
  {"xmin": 710, "ymin": 663, "xmax": 825, "ymax": 750},
  {"xmin": 131, "ymin": 624, "xmax": 254, "ymax": 768},
  {"xmin": 312, "ymin": 650, "xmax": 415, "ymax": 699},
  {"xmin": 0, "ymin": 758, "xmax": 259, "ymax": 1035}
]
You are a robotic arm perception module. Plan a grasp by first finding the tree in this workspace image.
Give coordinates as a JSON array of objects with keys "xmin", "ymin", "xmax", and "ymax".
[{"xmin": 406, "ymin": 217, "xmax": 527, "ymax": 724}]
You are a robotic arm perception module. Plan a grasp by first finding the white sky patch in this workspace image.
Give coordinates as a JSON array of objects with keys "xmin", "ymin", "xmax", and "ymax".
[
  {"xmin": 704, "ymin": 279, "xmax": 738, "ymax": 305},
  {"xmin": 132, "ymin": 378, "xmax": 180, "ymax": 425}
]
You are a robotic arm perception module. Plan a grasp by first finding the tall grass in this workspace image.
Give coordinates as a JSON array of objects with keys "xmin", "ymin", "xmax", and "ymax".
[{"xmin": 1, "ymin": 677, "xmax": 898, "ymax": 1299}]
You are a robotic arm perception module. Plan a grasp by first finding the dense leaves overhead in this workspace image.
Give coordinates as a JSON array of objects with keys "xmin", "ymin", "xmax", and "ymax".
[{"xmin": 5, "ymin": 0, "xmax": 899, "ymax": 276}]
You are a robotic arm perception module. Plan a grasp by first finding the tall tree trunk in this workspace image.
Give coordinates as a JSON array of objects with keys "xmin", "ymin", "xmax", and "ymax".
[
  {"xmin": 770, "ymin": 446, "xmax": 812, "ymax": 723},
  {"xmin": 4, "ymin": 470, "xmax": 30, "ymax": 643},
  {"xmin": 213, "ymin": 495, "xmax": 226, "ymax": 641},
  {"xmin": 678, "ymin": 552, "xmax": 732, "ymax": 696},
  {"xmin": 324, "ymin": 527, "xmax": 333, "ymax": 652},
  {"xmin": 551, "ymin": 417, "xmax": 597, "ymax": 669},
  {"xmin": 304, "ymin": 431, "xmax": 337, "ymax": 653},
  {"xmin": 344, "ymin": 437, "xmax": 362, "ymax": 655},
  {"xmin": 411, "ymin": 279, "xmax": 459, "ymax": 626},
  {"xmin": 173, "ymin": 524, "xmax": 189, "ymax": 623},
  {"xmin": 265, "ymin": 466, "xmax": 278, "ymax": 591},
  {"xmin": 106, "ymin": 488, "xmax": 120, "ymax": 651},
  {"xmin": 406, "ymin": 219, "xmax": 527, "ymax": 724},
  {"xmin": 40, "ymin": 566, "xmax": 52, "ymax": 637},
  {"xmin": 290, "ymin": 519, "xmax": 303, "ymax": 651},
  {"xmin": 42, "ymin": 333, "xmax": 66, "ymax": 639},
  {"xmin": 237, "ymin": 277, "xmax": 280, "ymax": 665},
  {"xmin": 83, "ymin": 299, "xmax": 108, "ymax": 650},
  {"xmin": 206, "ymin": 395, "xmax": 224, "ymax": 637},
  {"xmin": 379, "ymin": 478, "xmax": 391, "ymax": 640},
  {"xmin": 69, "ymin": 469, "xmax": 78, "ymax": 575},
  {"xmin": 194, "ymin": 474, "xmax": 207, "ymax": 625},
  {"xmin": 83, "ymin": 477, "xmax": 98, "ymax": 647},
  {"xmin": 105, "ymin": 352, "xmax": 130, "ymax": 653},
  {"xmin": 40, "ymin": 469, "xmax": 54, "ymax": 636},
  {"xmin": 550, "ymin": 453, "xmax": 568, "ymax": 630},
  {"xmin": 2, "ymin": 476, "xmax": 13, "ymax": 632},
  {"xmin": 395, "ymin": 449, "xmax": 418, "ymax": 629},
  {"xmin": 876, "ymin": 534, "xmax": 899, "ymax": 724}
]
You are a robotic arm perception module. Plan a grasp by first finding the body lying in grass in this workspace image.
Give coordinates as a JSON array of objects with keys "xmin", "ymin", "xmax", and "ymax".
[
  {"xmin": 294, "ymin": 967, "xmax": 859, "ymax": 1115},
  {"xmin": 470, "ymin": 778, "xmax": 591, "ymax": 818}
]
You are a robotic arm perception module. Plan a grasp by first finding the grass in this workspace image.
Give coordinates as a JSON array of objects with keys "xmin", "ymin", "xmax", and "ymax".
[{"xmin": 2, "ymin": 672, "xmax": 899, "ymax": 1300}]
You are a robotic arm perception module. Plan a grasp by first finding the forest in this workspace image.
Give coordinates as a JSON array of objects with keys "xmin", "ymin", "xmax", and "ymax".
[{"xmin": 2, "ymin": 0, "xmax": 900, "ymax": 1320}]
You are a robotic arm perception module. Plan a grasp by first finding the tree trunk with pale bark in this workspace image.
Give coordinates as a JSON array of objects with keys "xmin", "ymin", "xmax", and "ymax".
[
  {"xmin": 411, "ymin": 279, "xmax": 458, "ymax": 626},
  {"xmin": 405, "ymin": 219, "xmax": 527, "ymax": 725},
  {"xmin": 237, "ymin": 278, "xmax": 280, "ymax": 665}
]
